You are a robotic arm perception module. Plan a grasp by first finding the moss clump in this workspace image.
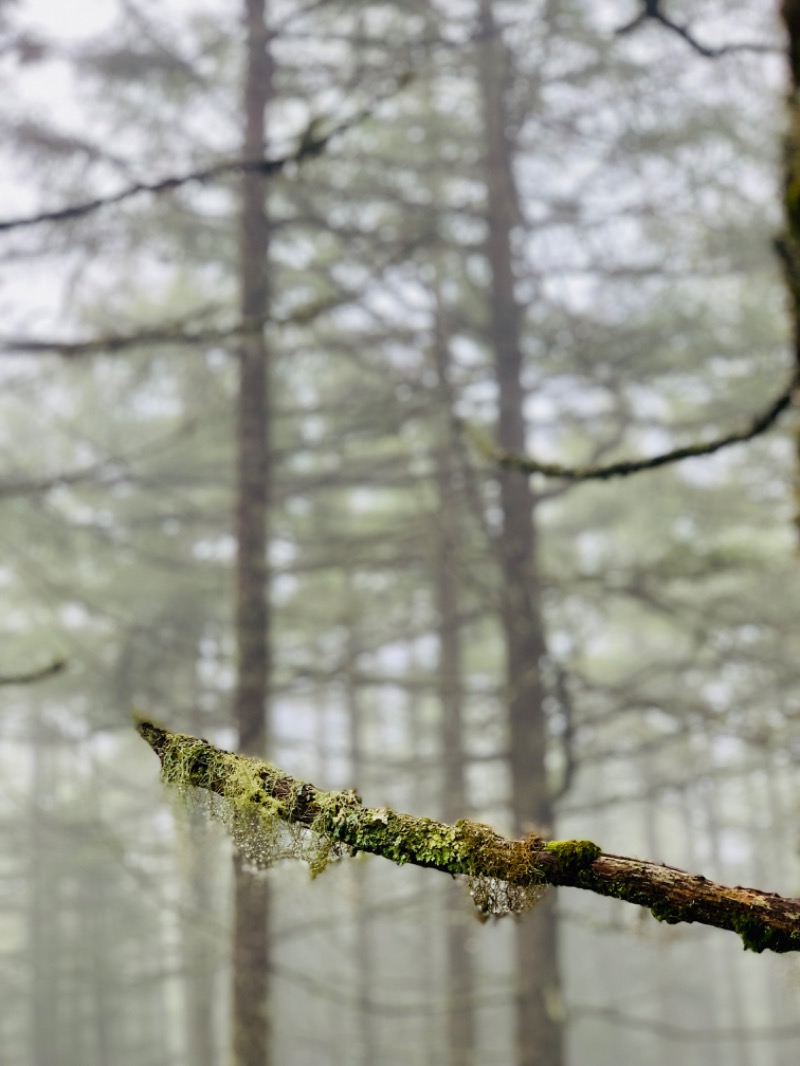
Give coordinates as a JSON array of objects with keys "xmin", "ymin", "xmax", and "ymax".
[
  {"xmin": 732, "ymin": 913, "xmax": 776, "ymax": 954},
  {"xmin": 158, "ymin": 731, "xmax": 347, "ymax": 875},
  {"xmin": 650, "ymin": 898, "xmax": 691, "ymax": 926},
  {"xmin": 543, "ymin": 839, "xmax": 602, "ymax": 880},
  {"xmin": 317, "ymin": 805, "xmax": 466, "ymax": 869}
]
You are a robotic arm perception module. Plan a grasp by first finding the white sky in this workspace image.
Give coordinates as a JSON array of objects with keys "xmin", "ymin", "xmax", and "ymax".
[{"xmin": 20, "ymin": 0, "xmax": 116, "ymax": 40}]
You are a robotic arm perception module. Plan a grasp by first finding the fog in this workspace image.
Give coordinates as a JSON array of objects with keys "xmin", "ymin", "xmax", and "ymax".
[{"xmin": 1, "ymin": 2, "xmax": 799, "ymax": 1065}]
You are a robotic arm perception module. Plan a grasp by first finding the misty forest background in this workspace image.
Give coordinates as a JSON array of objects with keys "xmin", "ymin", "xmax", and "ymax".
[{"xmin": 2, "ymin": 1, "xmax": 800, "ymax": 1065}]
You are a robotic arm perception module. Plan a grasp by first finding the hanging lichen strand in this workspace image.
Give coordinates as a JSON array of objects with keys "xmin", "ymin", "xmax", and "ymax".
[
  {"xmin": 138, "ymin": 720, "xmax": 800, "ymax": 950},
  {"xmin": 139, "ymin": 719, "xmax": 550, "ymax": 918}
]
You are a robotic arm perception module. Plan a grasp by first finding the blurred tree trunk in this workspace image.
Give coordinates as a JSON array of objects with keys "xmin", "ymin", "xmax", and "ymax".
[
  {"xmin": 232, "ymin": 0, "xmax": 273, "ymax": 1063},
  {"xmin": 406, "ymin": 646, "xmax": 442, "ymax": 1066},
  {"xmin": 432, "ymin": 291, "xmax": 477, "ymax": 1066},
  {"xmin": 344, "ymin": 593, "xmax": 378, "ymax": 1066},
  {"xmin": 86, "ymin": 862, "xmax": 113, "ymax": 1066},
  {"xmin": 183, "ymin": 779, "xmax": 218, "ymax": 1066},
  {"xmin": 476, "ymin": 3, "xmax": 564, "ymax": 1064},
  {"xmin": 28, "ymin": 711, "xmax": 59, "ymax": 1066},
  {"xmin": 779, "ymin": 0, "xmax": 800, "ymax": 539},
  {"xmin": 704, "ymin": 784, "xmax": 752, "ymax": 1066}
]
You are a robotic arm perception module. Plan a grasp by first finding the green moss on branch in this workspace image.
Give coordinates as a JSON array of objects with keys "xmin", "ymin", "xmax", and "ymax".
[{"xmin": 136, "ymin": 720, "xmax": 800, "ymax": 949}]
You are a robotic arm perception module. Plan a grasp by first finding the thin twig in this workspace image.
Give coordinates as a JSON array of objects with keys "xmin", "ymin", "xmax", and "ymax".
[
  {"xmin": 0, "ymin": 659, "xmax": 66, "ymax": 685},
  {"xmin": 0, "ymin": 78, "xmax": 411, "ymax": 234},
  {"xmin": 616, "ymin": 3, "xmax": 777, "ymax": 57},
  {"xmin": 464, "ymin": 370, "xmax": 799, "ymax": 482}
]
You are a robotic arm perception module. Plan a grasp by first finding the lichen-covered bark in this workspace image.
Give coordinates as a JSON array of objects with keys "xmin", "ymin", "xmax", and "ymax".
[{"xmin": 138, "ymin": 720, "xmax": 800, "ymax": 955}]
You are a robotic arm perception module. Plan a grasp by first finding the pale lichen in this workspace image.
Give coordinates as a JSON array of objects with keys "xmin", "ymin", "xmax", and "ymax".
[{"xmin": 467, "ymin": 875, "xmax": 548, "ymax": 920}]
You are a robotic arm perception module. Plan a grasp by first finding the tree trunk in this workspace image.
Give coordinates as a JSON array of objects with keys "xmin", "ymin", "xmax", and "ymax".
[
  {"xmin": 29, "ymin": 711, "xmax": 60, "ymax": 1066},
  {"xmin": 476, "ymin": 3, "xmax": 564, "ymax": 1064},
  {"xmin": 344, "ymin": 593, "xmax": 378, "ymax": 1066},
  {"xmin": 232, "ymin": 0, "xmax": 272, "ymax": 1063},
  {"xmin": 432, "ymin": 293, "xmax": 477, "ymax": 1066}
]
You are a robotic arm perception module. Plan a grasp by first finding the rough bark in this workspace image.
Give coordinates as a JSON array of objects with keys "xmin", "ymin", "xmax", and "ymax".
[
  {"xmin": 475, "ymin": 3, "xmax": 563, "ymax": 1064},
  {"xmin": 232, "ymin": 1, "xmax": 272, "ymax": 1063},
  {"xmin": 137, "ymin": 721, "xmax": 800, "ymax": 956}
]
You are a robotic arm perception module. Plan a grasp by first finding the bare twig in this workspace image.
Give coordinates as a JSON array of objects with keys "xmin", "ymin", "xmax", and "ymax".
[{"xmin": 0, "ymin": 292, "xmax": 347, "ymax": 359}]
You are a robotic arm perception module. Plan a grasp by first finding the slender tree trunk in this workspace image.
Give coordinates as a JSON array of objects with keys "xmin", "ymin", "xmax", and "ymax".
[
  {"xmin": 183, "ymin": 813, "xmax": 218, "ymax": 1066},
  {"xmin": 406, "ymin": 646, "xmax": 442, "ymax": 1066},
  {"xmin": 779, "ymin": 1, "xmax": 800, "ymax": 540},
  {"xmin": 344, "ymin": 592, "xmax": 378, "ymax": 1066},
  {"xmin": 86, "ymin": 863, "xmax": 113, "ymax": 1066},
  {"xmin": 703, "ymin": 782, "xmax": 751, "ymax": 1066},
  {"xmin": 181, "ymin": 648, "xmax": 218, "ymax": 1066},
  {"xmin": 432, "ymin": 294, "xmax": 477, "ymax": 1066},
  {"xmin": 29, "ymin": 711, "xmax": 60, "ymax": 1066},
  {"xmin": 232, "ymin": 1, "xmax": 272, "ymax": 1063},
  {"xmin": 476, "ymin": 3, "xmax": 564, "ymax": 1064}
]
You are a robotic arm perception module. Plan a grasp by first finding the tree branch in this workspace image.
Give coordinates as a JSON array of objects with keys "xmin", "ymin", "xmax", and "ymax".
[
  {"xmin": 616, "ymin": 3, "xmax": 777, "ymax": 57},
  {"xmin": 463, "ymin": 370, "xmax": 799, "ymax": 482},
  {"xmin": 0, "ymin": 659, "xmax": 65, "ymax": 685},
  {"xmin": 0, "ymin": 292, "xmax": 347, "ymax": 359},
  {"xmin": 137, "ymin": 720, "xmax": 800, "ymax": 953},
  {"xmin": 0, "ymin": 78, "xmax": 411, "ymax": 234}
]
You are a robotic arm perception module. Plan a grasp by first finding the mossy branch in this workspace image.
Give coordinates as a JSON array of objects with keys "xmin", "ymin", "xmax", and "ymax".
[
  {"xmin": 138, "ymin": 721, "xmax": 800, "ymax": 953},
  {"xmin": 463, "ymin": 370, "xmax": 799, "ymax": 483}
]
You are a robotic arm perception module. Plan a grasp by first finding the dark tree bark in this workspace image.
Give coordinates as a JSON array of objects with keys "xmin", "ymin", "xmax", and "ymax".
[
  {"xmin": 232, "ymin": 1, "xmax": 273, "ymax": 1063},
  {"xmin": 475, "ymin": 3, "xmax": 563, "ymax": 1064}
]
